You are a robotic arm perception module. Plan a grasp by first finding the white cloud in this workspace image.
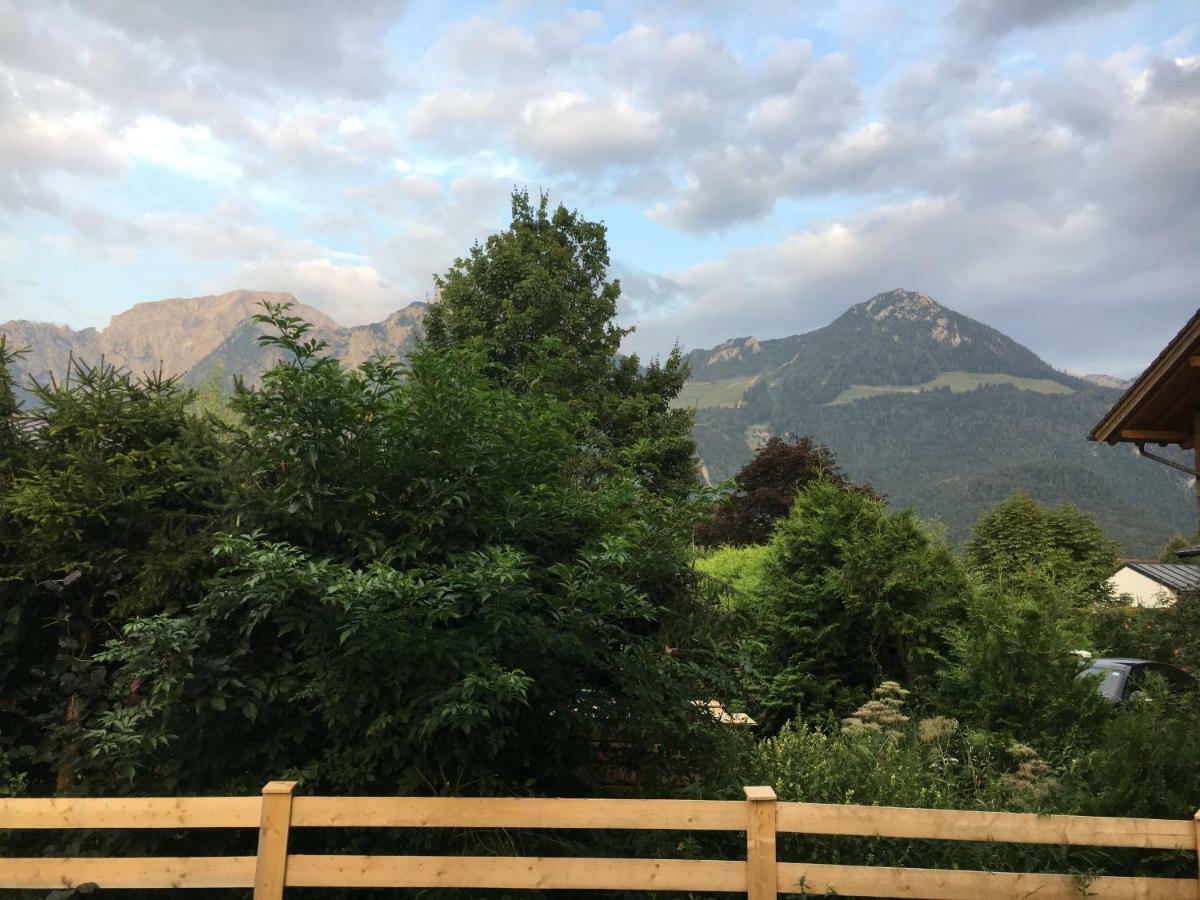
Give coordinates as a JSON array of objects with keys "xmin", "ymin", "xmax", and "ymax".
[
  {"xmin": 123, "ymin": 116, "xmax": 241, "ymax": 183},
  {"xmin": 1, "ymin": 0, "xmax": 1196, "ymax": 382},
  {"xmin": 517, "ymin": 93, "xmax": 661, "ymax": 170},
  {"xmin": 0, "ymin": 102, "xmax": 131, "ymax": 210},
  {"xmin": 237, "ymin": 256, "xmax": 397, "ymax": 323}
]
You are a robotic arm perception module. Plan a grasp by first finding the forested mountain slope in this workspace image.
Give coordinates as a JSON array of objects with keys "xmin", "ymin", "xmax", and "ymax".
[
  {"xmin": 686, "ymin": 290, "xmax": 1191, "ymax": 555},
  {"xmin": 2, "ymin": 286, "xmax": 1184, "ymax": 554}
]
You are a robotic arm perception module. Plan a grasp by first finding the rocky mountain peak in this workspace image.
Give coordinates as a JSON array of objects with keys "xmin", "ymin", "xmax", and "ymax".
[
  {"xmin": 852, "ymin": 289, "xmax": 972, "ymax": 348},
  {"xmin": 704, "ymin": 336, "xmax": 762, "ymax": 366},
  {"xmin": 860, "ymin": 289, "xmax": 945, "ymax": 322},
  {"xmin": 1, "ymin": 290, "xmax": 429, "ymax": 395}
]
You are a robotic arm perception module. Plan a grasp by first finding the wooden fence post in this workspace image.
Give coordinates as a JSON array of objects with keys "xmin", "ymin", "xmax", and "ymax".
[
  {"xmin": 1194, "ymin": 809, "xmax": 1200, "ymax": 888},
  {"xmin": 254, "ymin": 781, "xmax": 297, "ymax": 900},
  {"xmin": 744, "ymin": 786, "xmax": 777, "ymax": 900}
]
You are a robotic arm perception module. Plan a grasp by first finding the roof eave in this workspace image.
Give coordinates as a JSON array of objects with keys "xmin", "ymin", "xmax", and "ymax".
[{"xmin": 1090, "ymin": 307, "xmax": 1200, "ymax": 445}]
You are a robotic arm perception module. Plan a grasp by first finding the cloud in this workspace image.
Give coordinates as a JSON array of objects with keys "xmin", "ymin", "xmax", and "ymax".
[
  {"xmin": 2, "ymin": 0, "xmax": 1197, "ymax": 385},
  {"xmin": 0, "ymin": 104, "xmax": 130, "ymax": 210},
  {"xmin": 123, "ymin": 116, "xmax": 242, "ymax": 183},
  {"xmin": 628, "ymin": 50, "xmax": 1200, "ymax": 375},
  {"xmin": 236, "ymin": 256, "xmax": 397, "ymax": 323},
  {"xmin": 516, "ymin": 93, "xmax": 661, "ymax": 170},
  {"xmin": 949, "ymin": 0, "xmax": 1136, "ymax": 41},
  {"xmin": 62, "ymin": 0, "xmax": 409, "ymax": 98}
]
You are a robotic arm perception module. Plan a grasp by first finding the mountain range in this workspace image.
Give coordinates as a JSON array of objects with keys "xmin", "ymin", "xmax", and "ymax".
[
  {"xmin": 0, "ymin": 290, "xmax": 426, "ymax": 397},
  {"xmin": 1, "ymin": 288, "xmax": 1190, "ymax": 556}
]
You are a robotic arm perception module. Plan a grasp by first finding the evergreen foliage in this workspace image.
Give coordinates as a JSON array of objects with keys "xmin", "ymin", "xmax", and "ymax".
[
  {"xmin": 0, "ymin": 358, "xmax": 223, "ymax": 793},
  {"xmin": 963, "ymin": 490, "xmax": 1120, "ymax": 600},
  {"xmin": 936, "ymin": 572, "xmax": 1108, "ymax": 745},
  {"xmin": 750, "ymin": 480, "xmax": 967, "ymax": 729},
  {"xmin": 425, "ymin": 189, "xmax": 697, "ymax": 496},
  {"xmin": 1156, "ymin": 530, "xmax": 1200, "ymax": 563}
]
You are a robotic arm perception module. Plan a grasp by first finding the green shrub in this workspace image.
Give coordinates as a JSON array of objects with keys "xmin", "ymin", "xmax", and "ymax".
[
  {"xmin": 1070, "ymin": 678, "xmax": 1200, "ymax": 820},
  {"xmin": 751, "ymin": 479, "xmax": 967, "ymax": 728},
  {"xmin": 935, "ymin": 572, "xmax": 1109, "ymax": 750},
  {"xmin": 694, "ymin": 543, "xmax": 771, "ymax": 605},
  {"xmin": 964, "ymin": 491, "xmax": 1119, "ymax": 602}
]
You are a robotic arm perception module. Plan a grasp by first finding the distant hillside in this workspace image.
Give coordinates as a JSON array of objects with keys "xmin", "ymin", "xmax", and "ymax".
[
  {"xmin": 3, "ymin": 286, "xmax": 1185, "ymax": 555},
  {"xmin": 686, "ymin": 289, "xmax": 1081, "ymax": 404},
  {"xmin": 1081, "ymin": 373, "xmax": 1134, "ymax": 390},
  {"xmin": 684, "ymin": 289, "xmax": 1189, "ymax": 556},
  {"xmin": 1, "ymin": 290, "xmax": 427, "ymax": 396}
]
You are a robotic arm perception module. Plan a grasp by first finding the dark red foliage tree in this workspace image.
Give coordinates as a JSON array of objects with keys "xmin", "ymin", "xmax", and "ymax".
[{"xmin": 696, "ymin": 435, "xmax": 871, "ymax": 547}]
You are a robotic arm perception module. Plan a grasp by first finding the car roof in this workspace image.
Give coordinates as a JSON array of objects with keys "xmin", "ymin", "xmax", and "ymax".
[{"xmin": 1091, "ymin": 657, "xmax": 1154, "ymax": 666}]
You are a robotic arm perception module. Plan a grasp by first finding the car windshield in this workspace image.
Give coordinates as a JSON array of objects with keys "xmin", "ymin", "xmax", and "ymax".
[{"xmin": 1079, "ymin": 664, "xmax": 1128, "ymax": 700}]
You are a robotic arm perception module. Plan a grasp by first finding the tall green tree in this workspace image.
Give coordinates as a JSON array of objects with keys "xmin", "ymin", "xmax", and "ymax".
[
  {"xmin": 0, "ymin": 358, "xmax": 223, "ymax": 793},
  {"xmin": 752, "ymin": 479, "xmax": 967, "ymax": 729},
  {"xmin": 87, "ymin": 307, "xmax": 729, "ymax": 797},
  {"xmin": 425, "ymin": 189, "xmax": 697, "ymax": 495},
  {"xmin": 964, "ymin": 491, "xmax": 1119, "ymax": 600},
  {"xmin": 1156, "ymin": 530, "xmax": 1200, "ymax": 563},
  {"xmin": 0, "ymin": 337, "xmax": 25, "ymax": 476}
]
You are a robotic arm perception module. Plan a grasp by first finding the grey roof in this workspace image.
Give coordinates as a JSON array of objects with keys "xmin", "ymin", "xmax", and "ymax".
[
  {"xmin": 1176, "ymin": 543, "xmax": 1200, "ymax": 558},
  {"xmin": 1125, "ymin": 562, "xmax": 1200, "ymax": 592}
]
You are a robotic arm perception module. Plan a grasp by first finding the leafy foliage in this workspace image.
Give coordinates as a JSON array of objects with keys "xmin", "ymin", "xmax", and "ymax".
[
  {"xmin": 750, "ymin": 479, "xmax": 967, "ymax": 729},
  {"xmin": 425, "ymin": 189, "xmax": 697, "ymax": 496},
  {"xmin": 3, "ymin": 211, "xmax": 1199, "ymax": 890},
  {"xmin": 964, "ymin": 490, "xmax": 1120, "ymax": 600},
  {"xmin": 85, "ymin": 308, "xmax": 729, "ymax": 797},
  {"xmin": 696, "ymin": 434, "xmax": 870, "ymax": 547},
  {"xmin": 694, "ymin": 543, "xmax": 771, "ymax": 603},
  {"xmin": 935, "ymin": 572, "xmax": 1108, "ymax": 747},
  {"xmin": 1094, "ymin": 588, "xmax": 1200, "ymax": 671}
]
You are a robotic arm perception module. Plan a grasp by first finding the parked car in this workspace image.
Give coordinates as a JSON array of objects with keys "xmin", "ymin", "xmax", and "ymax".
[{"xmin": 1077, "ymin": 657, "xmax": 1197, "ymax": 703}]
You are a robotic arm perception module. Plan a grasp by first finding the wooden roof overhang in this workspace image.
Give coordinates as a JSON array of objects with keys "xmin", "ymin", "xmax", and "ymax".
[{"xmin": 1090, "ymin": 308, "xmax": 1200, "ymax": 449}]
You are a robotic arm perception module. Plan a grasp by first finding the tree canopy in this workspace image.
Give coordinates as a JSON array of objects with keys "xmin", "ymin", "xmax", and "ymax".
[
  {"xmin": 751, "ymin": 479, "xmax": 966, "ymax": 729},
  {"xmin": 963, "ymin": 490, "xmax": 1120, "ymax": 600},
  {"xmin": 425, "ymin": 189, "xmax": 697, "ymax": 496},
  {"xmin": 697, "ymin": 434, "xmax": 868, "ymax": 547}
]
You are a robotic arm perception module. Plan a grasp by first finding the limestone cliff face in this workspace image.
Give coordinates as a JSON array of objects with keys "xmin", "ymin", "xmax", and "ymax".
[{"xmin": 0, "ymin": 289, "xmax": 427, "ymax": 391}]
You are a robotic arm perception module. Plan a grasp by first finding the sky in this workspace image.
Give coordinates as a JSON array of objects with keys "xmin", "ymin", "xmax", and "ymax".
[{"xmin": 0, "ymin": 0, "xmax": 1197, "ymax": 377}]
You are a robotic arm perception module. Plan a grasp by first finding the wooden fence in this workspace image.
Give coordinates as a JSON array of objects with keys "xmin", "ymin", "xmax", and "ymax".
[{"xmin": 2, "ymin": 783, "xmax": 1199, "ymax": 898}]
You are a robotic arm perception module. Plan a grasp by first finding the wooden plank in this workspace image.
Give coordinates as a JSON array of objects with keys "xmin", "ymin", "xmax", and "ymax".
[
  {"xmin": 0, "ymin": 856, "xmax": 255, "ymax": 889},
  {"xmin": 1120, "ymin": 429, "xmax": 1190, "ymax": 442},
  {"xmin": 0, "ymin": 796, "xmax": 260, "ymax": 829},
  {"xmin": 776, "ymin": 802, "xmax": 1195, "ymax": 850},
  {"xmin": 745, "ymin": 786, "xmax": 777, "ymax": 900},
  {"xmin": 253, "ymin": 781, "xmax": 296, "ymax": 900},
  {"xmin": 285, "ymin": 854, "xmax": 744, "ymax": 890},
  {"xmin": 1193, "ymin": 415, "xmax": 1200, "ymax": 521},
  {"xmin": 777, "ymin": 862, "xmax": 1198, "ymax": 899},
  {"xmin": 1090, "ymin": 311, "xmax": 1200, "ymax": 445},
  {"xmin": 290, "ymin": 796, "xmax": 744, "ymax": 830}
]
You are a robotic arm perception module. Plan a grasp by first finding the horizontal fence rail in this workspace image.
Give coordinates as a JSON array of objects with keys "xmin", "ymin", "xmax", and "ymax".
[{"xmin": 2, "ymin": 783, "xmax": 1199, "ymax": 899}]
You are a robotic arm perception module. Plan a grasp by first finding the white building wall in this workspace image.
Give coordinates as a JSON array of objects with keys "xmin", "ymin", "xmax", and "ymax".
[{"xmin": 1108, "ymin": 566, "xmax": 1178, "ymax": 608}]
